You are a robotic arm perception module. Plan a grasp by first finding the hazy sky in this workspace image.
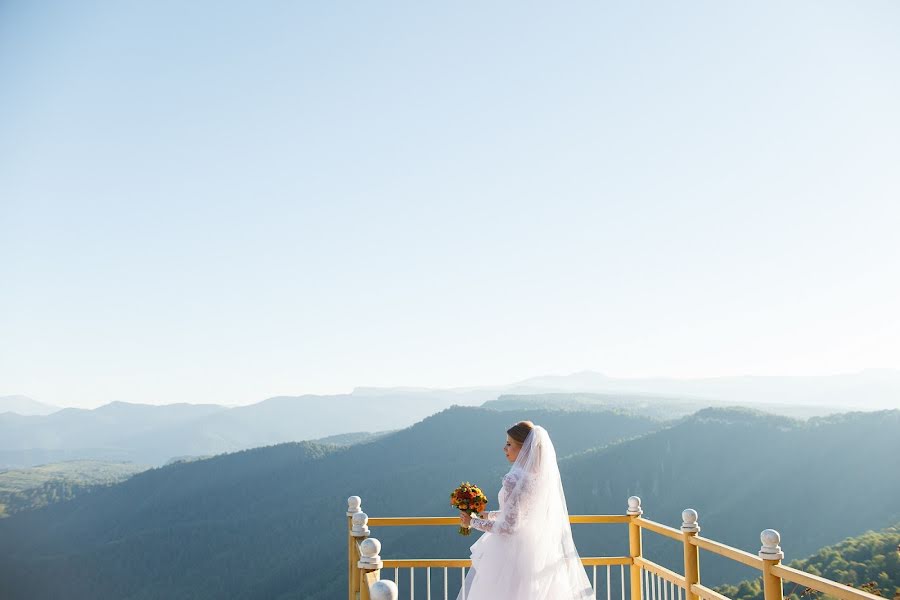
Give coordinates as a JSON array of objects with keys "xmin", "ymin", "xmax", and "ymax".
[{"xmin": 2, "ymin": 2, "xmax": 899, "ymax": 409}]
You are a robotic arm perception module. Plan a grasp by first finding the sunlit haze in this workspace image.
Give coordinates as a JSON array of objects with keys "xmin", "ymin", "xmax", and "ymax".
[{"xmin": 2, "ymin": 2, "xmax": 899, "ymax": 409}]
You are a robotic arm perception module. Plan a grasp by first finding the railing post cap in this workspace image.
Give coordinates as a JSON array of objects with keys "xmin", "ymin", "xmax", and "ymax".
[
  {"xmin": 370, "ymin": 579, "xmax": 398, "ymax": 600},
  {"xmin": 627, "ymin": 496, "xmax": 643, "ymax": 516},
  {"xmin": 681, "ymin": 508, "xmax": 700, "ymax": 533},
  {"xmin": 358, "ymin": 537, "xmax": 384, "ymax": 570},
  {"xmin": 351, "ymin": 511, "xmax": 370, "ymax": 537},
  {"xmin": 360, "ymin": 537, "xmax": 381, "ymax": 555},
  {"xmin": 759, "ymin": 529, "xmax": 784, "ymax": 560},
  {"xmin": 348, "ymin": 496, "xmax": 362, "ymax": 516}
]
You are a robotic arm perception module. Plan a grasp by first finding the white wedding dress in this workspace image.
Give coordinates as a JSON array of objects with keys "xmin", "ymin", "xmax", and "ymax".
[{"xmin": 458, "ymin": 426, "xmax": 594, "ymax": 600}]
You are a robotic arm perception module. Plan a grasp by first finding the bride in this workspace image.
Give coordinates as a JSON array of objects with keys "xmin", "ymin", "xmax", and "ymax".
[{"xmin": 458, "ymin": 421, "xmax": 594, "ymax": 599}]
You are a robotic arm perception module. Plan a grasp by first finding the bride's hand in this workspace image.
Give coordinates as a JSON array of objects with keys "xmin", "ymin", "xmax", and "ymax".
[{"xmin": 459, "ymin": 511, "xmax": 472, "ymax": 527}]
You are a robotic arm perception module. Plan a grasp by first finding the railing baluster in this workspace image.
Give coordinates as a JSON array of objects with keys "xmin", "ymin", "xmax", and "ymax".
[
  {"xmin": 644, "ymin": 566, "xmax": 649, "ymax": 600},
  {"xmin": 411, "ymin": 567, "xmax": 415, "ymax": 600},
  {"xmin": 607, "ymin": 565, "xmax": 612, "ymax": 600},
  {"xmin": 395, "ymin": 567, "xmax": 399, "ymax": 585},
  {"xmin": 443, "ymin": 567, "xmax": 448, "ymax": 600},
  {"xmin": 427, "ymin": 567, "xmax": 431, "ymax": 600},
  {"xmin": 620, "ymin": 564, "xmax": 625, "ymax": 600},
  {"xmin": 461, "ymin": 567, "xmax": 466, "ymax": 600}
]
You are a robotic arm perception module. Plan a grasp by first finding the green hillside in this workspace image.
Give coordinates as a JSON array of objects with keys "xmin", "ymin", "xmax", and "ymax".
[
  {"xmin": 560, "ymin": 408, "xmax": 900, "ymax": 586},
  {"xmin": 0, "ymin": 460, "xmax": 150, "ymax": 517},
  {"xmin": 312, "ymin": 430, "xmax": 394, "ymax": 446},
  {"xmin": 484, "ymin": 393, "xmax": 844, "ymax": 419},
  {"xmin": 484, "ymin": 392, "xmax": 718, "ymax": 419},
  {"xmin": 717, "ymin": 525, "xmax": 900, "ymax": 600}
]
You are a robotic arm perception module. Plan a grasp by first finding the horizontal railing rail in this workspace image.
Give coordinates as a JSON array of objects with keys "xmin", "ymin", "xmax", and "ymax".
[
  {"xmin": 769, "ymin": 564, "xmax": 883, "ymax": 600},
  {"xmin": 633, "ymin": 517, "xmax": 684, "ymax": 541},
  {"xmin": 690, "ymin": 535, "xmax": 764, "ymax": 570},
  {"xmin": 383, "ymin": 559, "xmax": 471, "ymax": 569},
  {"xmin": 692, "ymin": 583, "xmax": 732, "ymax": 600},
  {"xmin": 368, "ymin": 514, "xmax": 632, "ymax": 527},
  {"xmin": 635, "ymin": 557, "xmax": 688, "ymax": 588},
  {"xmin": 380, "ymin": 555, "xmax": 634, "ymax": 569}
]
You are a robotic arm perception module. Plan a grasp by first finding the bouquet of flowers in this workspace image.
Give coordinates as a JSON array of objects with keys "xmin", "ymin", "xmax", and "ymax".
[{"xmin": 450, "ymin": 482, "xmax": 489, "ymax": 536}]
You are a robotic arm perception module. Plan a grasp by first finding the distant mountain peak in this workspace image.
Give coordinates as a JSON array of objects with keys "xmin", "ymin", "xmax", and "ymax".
[
  {"xmin": 0, "ymin": 395, "xmax": 60, "ymax": 416},
  {"xmin": 352, "ymin": 386, "xmax": 437, "ymax": 395}
]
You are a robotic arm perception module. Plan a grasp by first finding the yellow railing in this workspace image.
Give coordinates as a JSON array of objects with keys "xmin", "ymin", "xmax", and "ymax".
[{"xmin": 346, "ymin": 495, "xmax": 884, "ymax": 600}]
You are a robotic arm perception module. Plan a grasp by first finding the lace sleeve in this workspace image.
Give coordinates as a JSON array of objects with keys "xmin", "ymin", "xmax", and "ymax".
[
  {"xmin": 470, "ymin": 513, "xmax": 497, "ymax": 531},
  {"xmin": 470, "ymin": 472, "xmax": 527, "ymax": 535}
]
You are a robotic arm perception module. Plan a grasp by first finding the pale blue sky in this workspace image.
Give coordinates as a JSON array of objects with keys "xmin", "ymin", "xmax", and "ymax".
[{"xmin": 2, "ymin": 1, "xmax": 899, "ymax": 408}]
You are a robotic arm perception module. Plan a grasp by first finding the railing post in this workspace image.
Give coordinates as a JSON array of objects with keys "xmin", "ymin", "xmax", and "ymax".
[
  {"xmin": 759, "ymin": 529, "xmax": 785, "ymax": 600},
  {"xmin": 358, "ymin": 537, "xmax": 384, "ymax": 600},
  {"xmin": 627, "ymin": 496, "xmax": 644, "ymax": 600},
  {"xmin": 347, "ymin": 496, "xmax": 365, "ymax": 600},
  {"xmin": 681, "ymin": 509, "xmax": 701, "ymax": 600},
  {"xmin": 351, "ymin": 510, "xmax": 371, "ymax": 599}
]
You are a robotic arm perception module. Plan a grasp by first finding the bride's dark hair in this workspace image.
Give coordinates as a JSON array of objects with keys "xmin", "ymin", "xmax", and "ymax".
[{"xmin": 506, "ymin": 420, "xmax": 534, "ymax": 445}]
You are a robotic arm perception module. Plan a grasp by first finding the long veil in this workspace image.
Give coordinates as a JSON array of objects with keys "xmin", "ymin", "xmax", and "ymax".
[{"xmin": 462, "ymin": 425, "xmax": 594, "ymax": 599}]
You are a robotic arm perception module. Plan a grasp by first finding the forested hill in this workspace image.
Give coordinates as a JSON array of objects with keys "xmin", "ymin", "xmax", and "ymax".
[
  {"xmin": 717, "ymin": 525, "xmax": 900, "ymax": 600},
  {"xmin": 558, "ymin": 408, "xmax": 900, "ymax": 586},
  {"xmin": 0, "ymin": 407, "xmax": 659, "ymax": 600},
  {"xmin": 484, "ymin": 392, "xmax": 841, "ymax": 419},
  {"xmin": 0, "ymin": 460, "xmax": 149, "ymax": 518},
  {"xmin": 484, "ymin": 391, "xmax": 713, "ymax": 419}
]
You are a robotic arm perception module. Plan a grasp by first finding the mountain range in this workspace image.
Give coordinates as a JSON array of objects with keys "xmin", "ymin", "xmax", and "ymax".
[
  {"xmin": 0, "ymin": 395, "xmax": 59, "ymax": 416},
  {"xmin": 0, "ymin": 405, "xmax": 896, "ymax": 599},
  {"xmin": 4, "ymin": 369, "xmax": 897, "ymax": 468},
  {"xmin": 0, "ymin": 391, "xmax": 484, "ymax": 467},
  {"xmin": 511, "ymin": 369, "xmax": 900, "ymax": 410}
]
